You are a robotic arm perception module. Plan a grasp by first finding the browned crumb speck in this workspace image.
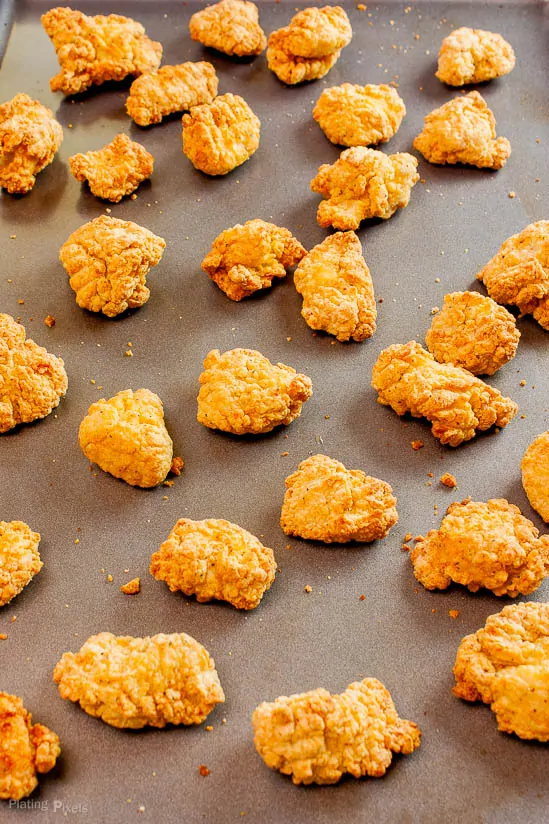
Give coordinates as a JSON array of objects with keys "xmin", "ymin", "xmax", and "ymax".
[
  {"xmin": 449, "ymin": 609, "xmax": 460, "ymax": 619},
  {"xmin": 411, "ymin": 440, "xmax": 424, "ymax": 450},
  {"xmin": 44, "ymin": 315, "xmax": 55, "ymax": 328},
  {"xmin": 170, "ymin": 456, "xmax": 184, "ymax": 476},
  {"xmin": 440, "ymin": 473, "xmax": 457, "ymax": 488},
  {"xmin": 120, "ymin": 578, "xmax": 140, "ymax": 595},
  {"xmin": 198, "ymin": 765, "xmax": 210, "ymax": 777}
]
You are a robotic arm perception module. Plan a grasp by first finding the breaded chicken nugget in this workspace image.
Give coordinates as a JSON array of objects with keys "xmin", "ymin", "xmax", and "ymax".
[
  {"xmin": 150, "ymin": 518, "xmax": 276, "ymax": 609},
  {"xmin": 453, "ymin": 602, "xmax": 549, "ymax": 740},
  {"xmin": 189, "ymin": 0, "xmax": 266, "ymax": 57},
  {"xmin": 252, "ymin": 677, "xmax": 420, "ymax": 785},
  {"xmin": 197, "ymin": 348, "xmax": 312, "ymax": 435},
  {"xmin": 311, "ymin": 147, "xmax": 419, "ymax": 230},
  {"xmin": 477, "ymin": 221, "xmax": 549, "ymax": 329},
  {"xmin": 411, "ymin": 498, "xmax": 549, "ymax": 596},
  {"xmin": 126, "ymin": 62, "xmax": 218, "ymax": 126},
  {"xmin": 522, "ymin": 432, "xmax": 549, "ymax": 522},
  {"xmin": 313, "ymin": 83, "xmax": 405, "ymax": 147},
  {"xmin": 53, "ymin": 631, "xmax": 224, "ymax": 729},
  {"xmin": 68, "ymin": 133, "xmax": 153, "ymax": 202},
  {"xmin": 267, "ymin": 28, "xmax": 340, "ymax": 85},
  {"xmin": 59, "ymin": 215, "xmax": 165, "ymax": 317},
  {"xmin": 0, "ymin": 313, "xmax": 68, "ymax": 434},
  {"xmin": 371, "ymin": 341, "xmax": 517, "ymax": 446},
  {"xmin": 283, "ymin": 6, "xmax": 352, "ymax": 58},
  {"xmin": 0, "ymin": 93, "xmax": 63, "ymax": 195},
  {"xmin": 280, "ymin": 454, "xmax": 397, "ymax": 543},
  {"xmin": 413, "ymin": 91, "xmax": 511, "ymax": 169},
  {"xmin": 41, "ymin": 6, "xmax": 162, "ymax": 96},
  {"xmin": 0, "ymin": 521, "xmax": 42, "ymax": 608},
  {"xmin": 202, "ymin": 219, "xmax": 306, "ymax": 301},
  {"xmin": 425, "ymin": 291, "xmax": 520, "ymax": 375},
  {"xmin": 437, "ymin": 27, "xmax": 515, "ymax": 86},
  {"xmin": 294, "ymin": 231, "xmax": 376, "ymax": 341},
  {"xmin": 182, "ymin": 93, "xmax": 260, "ymax": 175},
  {"xmin": 0, "ymin": 693, "xmax": 60, "ymax": 800}
]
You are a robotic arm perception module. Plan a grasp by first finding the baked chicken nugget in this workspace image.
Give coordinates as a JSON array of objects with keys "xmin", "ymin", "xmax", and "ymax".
[
  {"xmin": 371, "ymin": 341, "xmax": 517, "ymax": 447},
  {"xmin": 411, "ymin": 498, "xmax": 549, "ymax": 597},
  {"xmin": 126, "ymin": 62, "xmax": 218, "ymax": 126},
  {"xmin": 280, "ymin": 454, "xmax": 397, "ymax": 543},
  {"xmin": 0, "ymin": 313, "xmax": 68, "ymax": 434},
  {"xmin": 189, "ymin": 0, "xmax": 266, "ymax": 57},
  {"xmin": 267, "ymin": 28, "xmax": 340, "ymax": 85},
  {"xmin": 197, "ymin": 348, "xmax": 312, "ymax": 435},
  {"xmin": 313, "ymin": 83, "xmax": 405, "ymax": 147},
  {"xmin": 294, "ymin": 231, "xmax": 376, "ymax": 341},
  {"xmin": 283, "ymin": 5, "xmax": 352, "ymax": 58},
  {"xmin": 182, "ymin": 93, "xmax": 260, "ymax": 175},
  {"xmin": 311, "ymin": 146, "xmax": 419, "ymax": 230},
  {"xmin": 0, "ymin": 93, "xmax": 63, "ymax": 195},
  {"xmin": 453, "ymin": 602, "xmax": 549, "ymax": 741},
  {"xmin": 0, "ymin": 521, "xmax": 42, "ymax": 608},
  {"xmin": 522, "ymin": 431, "xmax": 549, "ymax": 522},
  {"xmin": 477, "ymin": 221, "xmax": 549, "ymax": 329},
  {"xmin": 436, "ymin": 27, "xmax": 516, "ymax": 86},
  {"xmin": 413, "ymin": 91, "xmax": 511, "ymax": 169},
  {"xmin": 68, "ymin": 133, "xmax": 153, "ymax": 202},
  {"xmin": 0, "ymin": 693, "xmax": 60, "ymax": 801},
  {"xmin": 150, "ymin": 518, "xmax": 276, "ymax": 609},
  {"xmin": 53, "ymin": 631, "xmax": 224, "ymax": 729},
  {"xmin": 41, "ymin": 6, "xmax": 162, "ymax": 96},
  {"xmin": 59, "ymin": 215, "xmax": 166, "ymax": 317},
  {"xmin": 202, "ymin": 219, "xmax": 306, "ymax": 301},
  {"xmin": 252, "ymin": 677, "xmax": 420, "ymax": 785}
]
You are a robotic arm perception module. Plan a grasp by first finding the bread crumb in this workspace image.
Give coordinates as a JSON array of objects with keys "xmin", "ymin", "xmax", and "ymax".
[
  {"xmin": 205, "ymin": 725, "xmax": 213, "ymax": 732},
  {"xmin": 359, "ymin": 594, "xmax": 366, "ymax": 600},
  {"xmin": 440, "ymin": 472, "xmax": 457, "ymax": 488},
  {"xmin": 304, "ymin": 585, "xmax": 312, "ymax": 593},
  {"xmin": 199, "ymin": 765, "xmax": 210, "ymax": 776},
  {"xmin": 170, "ymin": 456, "xmax": 184, "ymax": 476},
  {"xmin": 404, "ymin": 533, "xmax": 412, "ymax": 541},
  {"xmin": 107, "ymin": 574, "xmax": 113, "ymax": 583},
  {"xmin": 281, "ymin": 451, "xmax": 289, "ymax": 457},
  {"xmin": 402, "ymin": 544, "xmax": 410, "ymax": 552},
  {"xmin": 449, "ymin": 609, "xmax": 460, "ymax": 619},
  {"xmin": 44, "ymin": 314, "xmax": 55, "ymax": 327},
  {"xmin": 120, "ymin": 577, "xmax": 140, "ymax": 595},
  {"xmin": 411, "ymin": 440, "xmax": 424, "ymax": 450},
  {"xmin": 520, "ymin": 380, "xmax": 526, "ymax": 386},
  {"xmin": 508, "ymin": 191, "xmax": 516, "ymax": 198},
  {"xmin": 0, "ymin": 633, "xmax": 7, "ymax": 640}
]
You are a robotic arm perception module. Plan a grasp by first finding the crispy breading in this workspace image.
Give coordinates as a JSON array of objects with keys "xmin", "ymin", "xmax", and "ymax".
[
  {"xmin": 0, "ymin": 521, "xmax": 42, "ymax": 608},
  {"xmin": 78, "ymin": 388, "xmax": 174, "ymax": 488},
  {"xmin": 0, "ymin": 93, "xmax": 63, "ymax": 195},
  {"xmin": 371, "ymin": 341, "xmax": 517, "ymax": 446},
  {"xmin": 150, "ymin": 518, "xmax": 276, "ymax": 609},
  {"xmin": 293, "ymin": 231, "xmax": 376, "ymax": 341},
  {"xmin": 197, "ymin": 348, "xmax": 312, "ymax": 435},
  {"xmin": 282, "ymin": 6, "xmax": 351, "ymax": 58},
  {"xmin": 68, "ymin": 133, "xmax": 153, "ymax": 202},
  {"xmin": 53, "ymin": 631, "xmax": 224, "ymax": 729},
  {"xmin": 310, "ymin": 146, "xmax": 419, "ymax": 230},
  {"xmin": 252, "ymin": 677, "xmax": 420, "ymax": 785},
  {"xmin": 59, "ymin": 215, "xmax": 165, "ymax": 317},
  {"xmin": 425, "ymin": 291, "xmax": 520, "ymax": 375},
  {"xmin": 436, "ymin": 27, "xmax": 516, "ymax": 86},
  {"xmin": 0, "ymin": 313, "xmax": 68, "ymax": 434},
  {"xmin": 202, "ymin": 219, "xmax": 306, "ymax": 301},
  {"xmin": 189, "ymin": 0, "xmax": 266, "ymax": 57},
  {"xmin": 182, "ymin": 93, "xmax": 260, "ymax": 175},
  {"xmin": 267, "ymin": 28, "xmax": 340, "ymax": 85},
  {"xmin": 521, "ymin": 431, "xmax": 549, "ymax": 522},
  {"xmin": 413, "ymin": 91, "xmax": 511, "ymax": 169},
  {"xmin": 0, "ymin": 693, "xmax": 60, "ymax": 800},
  {"xmin": 313, "ymin": 83, "xmax": 405, "ymax": 147},
  {"xmin": 280, "ymin": 454, "xmax": 397, "ymax": 543},
  {"xmin": 453, "ymin": 602, "xmax": 549, "ymax": 740},
  {"xmin": 126, "ymin": 62, "xmax": 218, "ymax": 126},
  {"xmin": 411, "ymin": 498, "xmax": 549, "ymax": 596},
  {"xmin": 41, "ymin": 6, "xmax": 162, "ymax": 96},
  {"xmin": 477, "ymin": 221, "xmax": 549, "ymax": 329}
]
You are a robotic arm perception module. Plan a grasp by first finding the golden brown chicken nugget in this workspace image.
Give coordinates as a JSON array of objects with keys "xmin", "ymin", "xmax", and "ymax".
[
  {"xmin": 267, "ymin": 28, "xmax": 340, "ymax": 85},
  {"xmin": 126, "ymin": 62, "xmax": 218, "ymax": 126},
  {"xmin": 436, "ymin": 27, "xmax": 515, "ymax": 86},
  {"xmin": 0, "ymin": 521, "xmax": 42, "ymax": 608},
  {"xmin": 283, "ymin": 6, "xmax": 352, "ymax": 58},
  {"xmin": 189, "ymin": 0, "xmax": 266, "ymax": 57},
  {"xmin": 521, "ymin": 431, "xmax": 549, "ymax": 523},
  {"xmin": 68, "ymin": 133, "xmax": 153, "ymax": 202},
  {"xmin": 313, "ymin": 83, "xmax": 405, "ymax": 146}
]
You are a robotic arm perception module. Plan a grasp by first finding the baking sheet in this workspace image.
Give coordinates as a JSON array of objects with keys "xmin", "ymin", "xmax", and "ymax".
[{"xmin": 1, "ymin": 1, "xmax": 548, "ymax": 822}]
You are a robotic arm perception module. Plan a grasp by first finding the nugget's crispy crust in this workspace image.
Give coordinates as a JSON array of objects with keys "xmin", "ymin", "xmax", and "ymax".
[
  {"xmin": 267, "ymin": 28, "xmax": 340, "ymax": 85},
  {"xmin": 477, "ymin": 221, "xmax": 549, "ymax": 329},
  {"xmin": 126, "ymin": 62, "xmax": 218, "ymax": 126},
  {"xmin": 78, "ymin": 388, "xmax": 173, "ymax": 488},
  {"xmin": 202, "ymin": 219, "xmax": 306, "ymax": 301},
  {"xmin": 53, "ymin": 631, "xmax": 224, "ymax": 729},
  {"xmin": 42, "ymin": 6, "xmax": 162, "ymax": 95},
  {"xmin": 252, "ymin": 677, "xmax": 420, "ymax": 785},
  {"xmin": 453, "ymin": 602, "xmax": 549, "ymax": 740},
  {"xmin": 182, "ymin": 93, "xmax": 260, "ymax": 175},
  {"xmin": 59, "ymin": 215, "xmax": 165, "ymax": 317},
  {"xmin": 371, "ymin": 341, "xmax": 517, "ymax": 446},
  {"xmin": 311, "ymin": 146, "xmax": 419, "ymax": 230},
  {"xmin": 425, "ymin": 291, "xmax": 519, "ymax": 375},
  {"xmin": 68, "ymin": 133, "xmax": 153, "ymax": 202},
  {"xmin": 150, "ymin": 518, "xmax": 276, "ymax": 609},
  {"xmin": 411, "ymin": 499, "xmax": 549, "ymax": 596},
  {"xmin": 189, "ymin": 0, "xmax": 266, "ymax": 57},
  {"xmin": 413, "ymin": 91, "xmax": 511, "ymax": 169},
  {"xmin": 313, "ymin": 84, "xmax": 405, "ymax": 147},
  {"xmin": 294, "ymin": 231, "xmax": 376, "ymax": 341},
  {"xmin": 197, "ymin": 348, "xmax": 312, "ymax": 435},
  {"xmin": 436, "ymin": 27, "xmax": 516, "ymax": 86},
  {"xmin": 0, "ymin": 693, "xmax": 60, "ymax": 800},
  {"xmin": 0, "ymin": 522, "xmax": 42, "ymax": 608},
  {"xmin": 521, "ymin": 432, "xmax": 549, "ymax": 523},
  {"xmin": 0, "ymin": 93, "xmax": 63, "ymax": 195},
  {"xmin": 282, "ymin": 6, "xmax": 352, "ymax": 58},
  {"xmin": 0, "ymin": 313, "xmax": 68, "ymax": 434}
]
